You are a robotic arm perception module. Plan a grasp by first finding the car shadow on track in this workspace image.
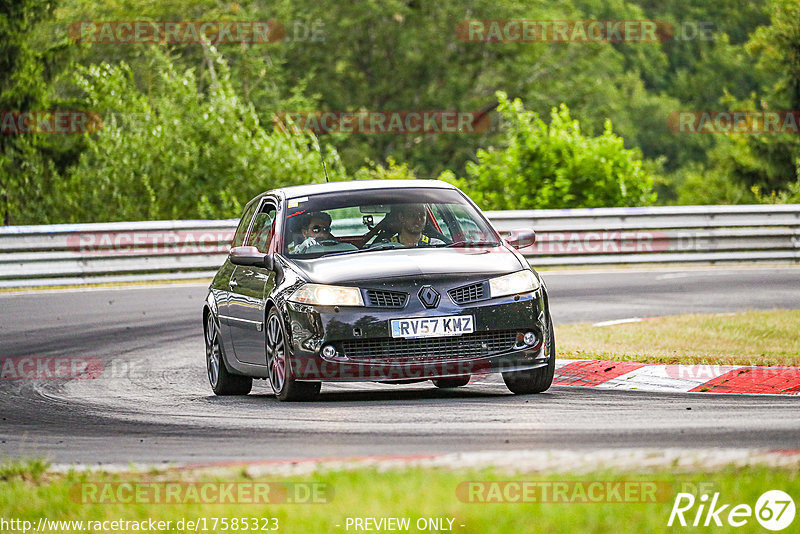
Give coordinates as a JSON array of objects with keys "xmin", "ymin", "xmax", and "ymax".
[
  {"xmin": 315, "ymin": 388, "xmax": 510, "ymax": 403},
  {"xmin": 201, "ymin": 383, "xmax": 559, "ymax": 404}
]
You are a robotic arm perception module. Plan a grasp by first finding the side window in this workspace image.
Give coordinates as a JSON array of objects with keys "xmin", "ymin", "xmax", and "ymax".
[
  {"xmin": 245, "ymin": 202, "xmax": 278, "ymax": 253},
  {"xmin": 232, "ymin": 202, "xmax": 259, "ymax": 248}
]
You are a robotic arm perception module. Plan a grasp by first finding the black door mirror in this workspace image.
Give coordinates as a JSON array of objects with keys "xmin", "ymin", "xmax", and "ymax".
[
  {"xmin": 229, "ymin": 246, "xmax": 273, "ymax": 269},
  {"xmin": 503, "ymin": 230, "xmax": 537, "ymax": 250}
]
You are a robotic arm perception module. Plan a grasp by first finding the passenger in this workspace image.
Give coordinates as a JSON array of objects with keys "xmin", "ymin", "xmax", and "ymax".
[
  {"xmin": 383, "ymin": 204, "xmax": 444, "ymax": 247},
  {"xmin": 290, "ymin": 211, "xmax": 336, "ymax": 253}
]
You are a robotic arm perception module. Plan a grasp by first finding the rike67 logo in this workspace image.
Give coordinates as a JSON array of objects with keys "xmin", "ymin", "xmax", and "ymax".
[{"xmin": 668, "ymin": 490, "xmax": 795, "ymax": 530}]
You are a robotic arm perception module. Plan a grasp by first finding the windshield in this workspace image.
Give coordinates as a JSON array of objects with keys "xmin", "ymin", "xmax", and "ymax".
[{"xmin": 282, "ymin": 187, "xmax": 501, "ymax": 259}]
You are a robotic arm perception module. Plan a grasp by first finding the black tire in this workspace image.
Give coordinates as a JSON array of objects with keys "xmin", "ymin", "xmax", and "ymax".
[
  {"xmin": 502, "ymin": 314, "xmax": 556, "ymax": 395},
  {"xmin": 432, "ymin": 376, "xmax": 471, "ymax": 388},
  {"xmin": 266, "ymin": 307, "xmax": 321, "ymax": 402},
  {"xmin": 205, "ymin": 312, "xmax": 252, "ymax": 395}
]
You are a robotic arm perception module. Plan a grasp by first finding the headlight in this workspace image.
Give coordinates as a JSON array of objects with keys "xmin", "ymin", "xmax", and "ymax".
[
  {"xmin": 488, "ymin": 270, "xmax": 540, "ymax": 298},
  {"xmin": 289, "ymin": 284, "xmax": 364, "ymax": 306}
]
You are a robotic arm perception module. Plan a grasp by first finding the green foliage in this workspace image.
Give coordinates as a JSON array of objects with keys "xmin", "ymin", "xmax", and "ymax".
[
  {"xmin": 353, "ymin": 158, "xmax": 417, "ymax": 181},
  {"xmin": 754, "ymin": 161, "xmax": 800, "ymax": 203},
  {"xmin": 737, "ymin": 0, "xmax": 800, "ymax": 194},
  {"xmin": 669, "ymin": 0, "xmax": 800, "ymax": 203},
  {"xmin": 442, "ymin": 92, "xmax": 655, "ymax": 210},
  {"xmin": 673, "ymin": 166, "xmax": 759, "ymax": 206},
  {"xmin": 0, "ymin": 458, "xmax": 50, "ymax": 483},
  {"xmin": 0, "ymin": 0, "xmax": 70, "ymax": 224},
  {"xmin": 2, "ymin": 0, "xmax": 799, "ymax": 224},
  {"xmin": 748, "ymin": 0, "xmax": 800, "ymax": 110},
  {"xmin": 53, "ymin": 46, "xmax": 342, "ymax": 222},
  {"xmin": 277, "ymin": 0, "xmax": 686, "ymax": 178}
]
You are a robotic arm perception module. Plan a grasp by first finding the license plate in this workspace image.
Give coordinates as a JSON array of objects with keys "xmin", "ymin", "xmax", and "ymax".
[{"xmin": 390, "ymin": 315, "xmax": 475, "ymax": 339}]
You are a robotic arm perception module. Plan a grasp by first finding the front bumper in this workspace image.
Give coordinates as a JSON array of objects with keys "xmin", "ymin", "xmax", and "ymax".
[{"xmin": 283, "ymin": 290, "xmax": 550, "ymax": 381}]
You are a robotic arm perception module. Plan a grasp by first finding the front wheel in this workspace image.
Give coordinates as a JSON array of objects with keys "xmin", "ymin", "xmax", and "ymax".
[
  {"xmin": 502, "ymin": 315, "xmax": 555, "ymax": 395},
  {"xmin": 266, "ymin": 308, "xmax": 321, "ymax": 402},
  {"xmin": 205, "ymin": 312, "xmax": 252, "ymax": 395}
]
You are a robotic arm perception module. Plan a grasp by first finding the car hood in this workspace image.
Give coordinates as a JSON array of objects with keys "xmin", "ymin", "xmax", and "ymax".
[{"xmin": 287, "ymin": 246, "xmax": 527, "ymax": 285}]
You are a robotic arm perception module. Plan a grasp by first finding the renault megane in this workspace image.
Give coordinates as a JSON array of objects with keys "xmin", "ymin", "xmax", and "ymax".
[{"xmin": 203, "ymin": 179, "xmax": 554, "ymax": 401}]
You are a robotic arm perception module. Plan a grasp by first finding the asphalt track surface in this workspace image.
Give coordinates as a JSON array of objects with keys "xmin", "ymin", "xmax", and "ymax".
[{"xmin": 1, "ymin": 266, "xmax": 799, "ymax": 465}]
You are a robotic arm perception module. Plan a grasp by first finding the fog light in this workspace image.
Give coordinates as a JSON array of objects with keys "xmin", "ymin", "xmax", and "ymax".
[
  {"xmin": 523, "ymin": 332, "xmax": 537, "ymax": 346},
  {"xmin": 322, "ymin": 345, "xmax": 337, "ymax": 359}
]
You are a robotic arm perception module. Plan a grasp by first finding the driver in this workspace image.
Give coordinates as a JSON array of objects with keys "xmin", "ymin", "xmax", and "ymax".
[
  {"xmin": 290, "ymin": 211, "xmax": 337, "ymax": 253},
  {"xmin": 383, "ymin": 204, "xmax": 444, "ymax": 247}
]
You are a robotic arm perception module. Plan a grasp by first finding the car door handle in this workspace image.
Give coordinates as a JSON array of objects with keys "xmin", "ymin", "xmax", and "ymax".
[{"xmin": 229, "ymin": 279, "xmax": 239, "ymax": 288}]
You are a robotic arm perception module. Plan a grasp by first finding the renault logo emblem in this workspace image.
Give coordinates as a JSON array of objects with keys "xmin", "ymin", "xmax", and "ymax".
[{"xmin": 418, "ymin": 285, "xmax": 440, "ymax": 308}]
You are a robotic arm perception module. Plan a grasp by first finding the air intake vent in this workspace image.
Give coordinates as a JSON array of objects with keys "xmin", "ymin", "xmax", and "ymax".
[
  {"xmin": 449, "ymin": 282, "xmax": 487, "ymax": 304},
  {"xmin": 366, "ymin": 289, "xmax": 408, "ymax": 308},
  {"xmin": 341, "ymin": 330, "xmax": 519, "ymax": 362}
]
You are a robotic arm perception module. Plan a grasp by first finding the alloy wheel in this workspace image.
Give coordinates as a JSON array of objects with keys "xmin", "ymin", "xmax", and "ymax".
[
  {"xmin": 205, "ymin": 314, "xmax": 220, "ymax": 388},
  {"xmin": 266, "ymin": 314, "xmax": 286, "ymax": 393}
]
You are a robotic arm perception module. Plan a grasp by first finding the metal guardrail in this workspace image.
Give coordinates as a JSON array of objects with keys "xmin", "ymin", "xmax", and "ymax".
[
  {"xmin": 0, "ymin": 220, "xmax": 237, "ymax": 288},
  {"xmin": 488, "ymin": 204, "xmax": 800, "ymax": 266},
  {"xmin": 1, "ymin": 205, "xmax": 798, "ymax": 287}
]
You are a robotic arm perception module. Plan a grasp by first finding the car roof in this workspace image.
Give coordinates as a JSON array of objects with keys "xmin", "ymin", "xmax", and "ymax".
[{"xmin": 266, "ymin": 179, "xmax": 457, "ymax": 200}]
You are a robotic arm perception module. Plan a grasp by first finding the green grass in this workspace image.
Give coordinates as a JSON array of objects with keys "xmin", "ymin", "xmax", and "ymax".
[
  {"xmin": 556, "ymin": 310, "xmax": 800, "ymax": 366},
  {"xmin": 0, "ymin": 458, "xmax": 49, "ymax": 483},
  {"xmin": 1, "ymin": 461, "xmax": 798, "ymax": 533}
]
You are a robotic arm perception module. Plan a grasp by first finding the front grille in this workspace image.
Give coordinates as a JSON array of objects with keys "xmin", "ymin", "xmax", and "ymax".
[
  {"xmin": 449, "ymin": 282, "xmax": 487, "ymax": 304},
  {"xmin": 366, "ymin": 289, "xmax": 408, "ymax": 308},
  {"xmin": 341, "ymin": 330, "xmax": 519, "ymax": 362}
]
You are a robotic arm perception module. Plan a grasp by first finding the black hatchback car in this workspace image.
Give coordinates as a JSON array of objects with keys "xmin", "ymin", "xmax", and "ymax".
[{"xmin": 203, "ymin": 179, "xmax": 554, "ymax": 401}]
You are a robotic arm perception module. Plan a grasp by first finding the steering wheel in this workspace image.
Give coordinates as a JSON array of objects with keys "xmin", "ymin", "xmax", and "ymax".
[{"xmin": 319, "ymin": 239, "xmax": 340, "ymax": 246}]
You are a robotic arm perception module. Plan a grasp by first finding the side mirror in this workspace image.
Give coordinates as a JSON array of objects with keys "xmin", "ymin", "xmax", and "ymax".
[
  {"xmin": 229, "ymin": 246, "xmax": 274, "ymax": 269},
  {"xmin": 503, "ymin": 230, "xmax": 537, "ymax": 250}
]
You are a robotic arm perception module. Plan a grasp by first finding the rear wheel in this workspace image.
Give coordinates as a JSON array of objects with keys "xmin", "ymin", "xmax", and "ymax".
[
  {"xmin": 502, "ymin": 315, "xmax": 555, "ymax": 395},
  {"xmin": 432, "ymin": 376, "xmax": 471, "ymax": 388},
  {"xmin": 205, "ymin": 312, "xmax": 252, "ymax": 395},
  {"xmin": 266, "ymin": 308, "xmax": 321, "ymax": 402}
]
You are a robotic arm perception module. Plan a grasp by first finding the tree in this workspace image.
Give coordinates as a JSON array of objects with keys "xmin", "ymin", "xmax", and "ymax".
[
  {"xmin": 0, "ymin": 0, "xmax": 70, "ymax": 224},
  {"xmin": 53, "ymin": 46, "xmax": 342, "ymax": 222},
  {"xmin": 676, "ymin": 0, "xmax": 800, "ymax": 201},
  {"xmin": 353, "ymin": 157, "xmax": 417, "ymax": 181},
  {"xmin": 741, "ymin": 0, "xmax": 800, "ymax": 193},
  {"xmin": 441, "ymin": 92, "xmax": 655, "ymax": 210}
]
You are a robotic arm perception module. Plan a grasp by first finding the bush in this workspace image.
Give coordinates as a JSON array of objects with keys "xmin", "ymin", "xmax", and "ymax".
[
  {"xmin": 353, "ymin": 157, "xmax": 417, "ymax": 180},
  {"xmin": 53, "ymin": 46, "xmax": 341, "ymax": 223},
  {"xmin": 440, "ymin": 92, "xmax": 656, "ymax": 210}
]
